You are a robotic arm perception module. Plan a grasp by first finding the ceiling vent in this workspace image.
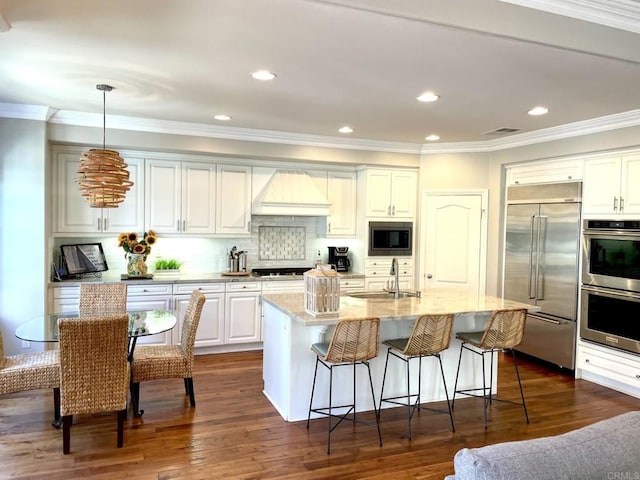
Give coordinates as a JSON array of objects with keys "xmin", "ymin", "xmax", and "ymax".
[{"xmin": 482, "ymin": 127, "xmax": 520, "ymax": 135}]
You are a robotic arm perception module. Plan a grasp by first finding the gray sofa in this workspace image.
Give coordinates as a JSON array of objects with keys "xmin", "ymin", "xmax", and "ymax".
[{"xmin": 445, "ymin": 411, "xmax": 640, "ymax": 480}]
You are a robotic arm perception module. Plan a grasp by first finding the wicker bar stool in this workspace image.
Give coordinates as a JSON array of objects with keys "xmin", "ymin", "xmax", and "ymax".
[
  {"xmin": 379, "ymin": 313, "xmax": 455, "ymax": 439},
  {"xmin": 306, "ymin": 317, "xmax": 382, "ymax": 454},
  {"xmin": 0, "ymin": 329, "xmax": 60, "ymax": 426},
  {"xmin": 452, "ymin": 309, "xmax": 529, "ymax": 428},
  {"xmin": 79, "ymin": 283, "xmax": 127, "ymax": 316},
  {"xmin": 58, "ymin": 314, "xmax": 130, "ymax": 454}
]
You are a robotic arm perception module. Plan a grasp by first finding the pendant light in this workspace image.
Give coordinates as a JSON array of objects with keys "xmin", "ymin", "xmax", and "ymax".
[{"xmin": 76, "ymin": 84, "xmax": 133, "ymax": 208}]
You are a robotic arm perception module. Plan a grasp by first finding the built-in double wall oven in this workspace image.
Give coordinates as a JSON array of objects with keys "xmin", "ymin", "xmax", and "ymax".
[{"xmin": 581, "ymin": 220, "xmax": 640, "ymax": 354}]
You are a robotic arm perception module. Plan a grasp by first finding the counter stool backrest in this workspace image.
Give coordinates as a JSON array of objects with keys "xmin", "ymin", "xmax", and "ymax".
[
  {"xmin": 479, "ymin": 309, "xmax": 527, "ymax": 350},
  {"xmin": 402, "ymin": 313, "xmax": 454, "ymax": 357},
  {"xmin": 79, "ymin": 284, "xmax": 127, "ymax": 316},
  {"xmin": 323, "ymin": 317, "xmax": 380, "ymax": 364}
]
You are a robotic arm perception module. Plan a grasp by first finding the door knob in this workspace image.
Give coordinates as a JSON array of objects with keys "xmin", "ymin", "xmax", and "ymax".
[{"xmin": 427, "ymin": 274, "xmax": 433, "ymax": 279}]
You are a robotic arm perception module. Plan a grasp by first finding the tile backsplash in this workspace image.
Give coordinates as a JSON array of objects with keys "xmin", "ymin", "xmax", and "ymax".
[{"xmin": 258, "ymin": 226, "xmax": 306, "ymax": 260}]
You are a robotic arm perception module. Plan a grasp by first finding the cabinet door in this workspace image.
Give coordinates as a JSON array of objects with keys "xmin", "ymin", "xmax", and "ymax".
[
  {"xmin": 224, "ymin": 291, "xmax": 261, "ymax": 344},
  {"xmin": 175, "ymin": 293, "xmax": 224, "ymax": 347},
  {"xmin": 145, "ymin": 160, "xmax": 181, "ymax": 233},
  {"xmin": 365, "ymin": 169, "xmax": 392, "ymax": 217},
  {"xmin": 127, "ymin": 296, "xmax": 174, "ymax": 346},
  {"xmin": 216, "ymin": 164, "xmax": 252, "ymax": 235},
  {"xmin": 54, "ymin": 153, "xmax": 102, "ymax": 233},
  {"xmin": 327, "ymin": 171, "xmax": 357, "ymax": 237},
  {"xmin": 183, "ymin": 162, "xmax": 216, "ymax": 234},
  {"xmin": 583, "ymin": 157, "xmax": 621, "ymax": 214},
  {"xmin": 103, "ymin": 157, "xmax": 145, "ymax": 233},
  {"xmin": 390, "ymin": 170, "xmax": 417, "ymax": 218},
  {"xmin": 621, "ymin": 153, "xmax": 640, "ymax": 214}
]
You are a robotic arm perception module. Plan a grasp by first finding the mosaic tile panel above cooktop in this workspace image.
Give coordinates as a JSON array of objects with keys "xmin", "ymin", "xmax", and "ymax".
[{"xmin": 259, "ymin": 226, "xmax": 306, "ymax": 260}]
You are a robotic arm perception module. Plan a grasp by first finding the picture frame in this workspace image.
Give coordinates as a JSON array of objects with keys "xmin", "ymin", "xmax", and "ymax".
[{"xmin": 60, "ymin": 243, "xmax": 109, "ymax": 275}]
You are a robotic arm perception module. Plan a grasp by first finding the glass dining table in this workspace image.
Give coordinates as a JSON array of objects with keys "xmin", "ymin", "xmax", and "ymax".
[{"xmin": 15, "ymin": 310, "xmax": 177, "ymax": 422}]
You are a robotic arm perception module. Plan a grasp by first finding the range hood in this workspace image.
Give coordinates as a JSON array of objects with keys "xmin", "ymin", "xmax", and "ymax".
[{"xmin": 252, "ymin": 170, "xmax": 331, "ymax": 216}]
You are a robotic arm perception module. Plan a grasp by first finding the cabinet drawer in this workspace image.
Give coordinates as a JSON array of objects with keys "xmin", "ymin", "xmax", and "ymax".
[
  {"xmin": 365, "ymin": 258, "xmax": 413, "ymax": 269},
  {"xmin": 365, "ymin": 266, "xmax": 413, "ymax": 277},
  {"xmin": 340, "ymin": 278, "xmax": 365, "ymax": 292},
  {"xmin": 51, "ymin": 286, "xmax": 80, "ymax": 299},
  {"xmin": 261, "ymin": 280, "xmax": 305, "ymax": 293},
  {"xmin": 173, "ymin": 283, "xmax": 224, "ymax": 295},
  {"xmin": 127, "ymin": 284, "xmax": 173, "ymax": 296},
  {"xmin": 225, "ymin": 281, "xmax": 260, "ymax": 292},
  {"xmin": 577, "ymin": 343, "xmax": 640, "ymax": 387}
]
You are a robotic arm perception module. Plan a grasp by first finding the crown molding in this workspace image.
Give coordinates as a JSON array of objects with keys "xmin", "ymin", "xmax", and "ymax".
[
  {"xmin": 49, "ymin": 110, "xmax": 423, "ymax": 154},
  {"xmin": 499, "ymin": 0, "xmax": 640, "ymax": 34},
  {"xmin": 0, "ymin": 103, "xmax": 58, "ymax": 121},
  {"xmin": 420, "ymin": 109, "xmax": 640, "ymax": 155}
]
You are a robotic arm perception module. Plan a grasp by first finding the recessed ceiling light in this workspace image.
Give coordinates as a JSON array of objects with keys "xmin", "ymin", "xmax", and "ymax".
[
  {"xmin": 338, "ymin": 126, "xmax": 353, "ymax": 134},
  {"xmin": 417, "ymin": 92, "xmax": 439, "ymax": 103},
  {"xmin": 425, "ymin": 134, "xmax": 440, "ymax": 142},
  {"xmin": 251, "ymin": 70, "xmax": 276, "ymax": 81},
  {"xmin": 214, "ymin": 114, "xmax": 231, "ymax": 121},
  {"xmin": 528, "ymin": 106, "xmax": 549, "ymax": 116}
]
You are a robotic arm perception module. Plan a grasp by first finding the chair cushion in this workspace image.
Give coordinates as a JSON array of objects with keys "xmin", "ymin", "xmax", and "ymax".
[
  {"xmin": 133, "ymin": 345, "xmax": 189, "ymax": 382},
  {"xmin": 0, "ymin": 350, "xmax": 60, "ymax": 395},
  {"xmin": 311, "ymin": 343, "xmax": 329, "ymax": 358},
  {"xmin": 456, "ymin": 331, "xmax": 484, "ymax": 346},
  {"xmin": 383, "ymin": 338, "xmax": 409, "ymax": 352}
]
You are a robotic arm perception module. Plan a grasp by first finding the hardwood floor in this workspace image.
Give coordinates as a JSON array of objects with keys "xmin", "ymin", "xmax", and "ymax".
[{"xmin": 1, "ymin": 351, "xmax": 639, "ymax": 479}]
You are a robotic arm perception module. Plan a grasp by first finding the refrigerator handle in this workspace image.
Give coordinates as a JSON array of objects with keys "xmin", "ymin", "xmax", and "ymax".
[
  {"xmin": 528, "ymin": 215, "xmax": 536, "ymax": 299},
  {"xmin": 536, "ymin": 215, "xmax": 548, "ymax": 301}
]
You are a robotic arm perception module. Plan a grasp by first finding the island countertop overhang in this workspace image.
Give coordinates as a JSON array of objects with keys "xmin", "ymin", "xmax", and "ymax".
[{"xmin": 261, "ymin": 288, "xmax": 540, "ymax": 327}]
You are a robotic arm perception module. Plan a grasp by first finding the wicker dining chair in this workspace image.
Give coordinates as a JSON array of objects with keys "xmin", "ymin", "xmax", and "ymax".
[
  {"xmin": 306, "ymin": 317, "xmax": 382, "ymax": 454},
  {"xmin": 0, "ymin": 328, "xmax": 60, "ymax": 425},
  {"xmin": 379, "ymin": 313, "xmax": 456, "ymax": 439},
  {"xmin": 58, "ymin": 314, "xmax": 130, "ymax": 454},
  {"xmin": 452, "ymin": 308, "xmax": 529, "ymax": 428},
  {"xmin": 79, "ymin": 283, "xmax": 127, "ymax": 316},
  {"xmin": 131, "ymin": 290, "xmax": 206, "ymax": 414}
]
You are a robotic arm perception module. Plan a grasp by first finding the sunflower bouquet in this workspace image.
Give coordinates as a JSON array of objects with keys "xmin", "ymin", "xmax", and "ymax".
[{"xmin": 117, "ymin": 230, "xmax": 157, "ymax": 261}]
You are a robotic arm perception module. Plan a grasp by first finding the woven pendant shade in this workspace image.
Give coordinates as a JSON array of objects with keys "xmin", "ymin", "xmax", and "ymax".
[
  {"xmin": 76, "ymin": 84, "xmax": 133, "ymax": 208},
  {"xmin": 77, "ymin": 149, "xmax": 133, "ymax": 208}
]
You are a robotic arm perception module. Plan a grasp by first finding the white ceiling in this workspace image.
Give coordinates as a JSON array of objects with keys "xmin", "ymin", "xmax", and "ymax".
[{"xmin": 1, "ymin": 0, "xmax": 640, "ymax": 150}]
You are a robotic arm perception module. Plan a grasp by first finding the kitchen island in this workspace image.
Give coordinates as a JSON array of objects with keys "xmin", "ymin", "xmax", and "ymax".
[{"xmin": 262, "ymin": 289, "xmax": 538, "ymax": 422}]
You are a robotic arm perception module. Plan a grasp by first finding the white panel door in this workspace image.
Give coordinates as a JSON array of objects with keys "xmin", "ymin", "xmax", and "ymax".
[
  {"xmin": 621, "ymin": 153, "xmax": 640, "ymax": 214},
  {"xmin": 103, "ymin": 157, "xmax": 145, "ymax": 233},
  {"xmin": 55, "ymin": 153, "xmax": 101, "ymax": 233},
  {"xmin": 183, "ymin": 162, "xmax": 216, "ymax": 234},
  {"xmin": 422, "ymin": 192, "xmax": 486, "ymax": 294},
  {"xmin": 582, "ymin": 156, "xmax": 621, "ymax": 215},
  {"xmin": 390, "ymin": 170, "xmax": 417, "ymax": 218},
  {"xmin": 215, "ymin": 164, "xmax": 251, "ymax": 235},
  {"xmin": 224, "ymin": 291, "xmax": 260, "ymax": 344},
  {"xmin": 365, "ymin": 169, "xmax": 392, "ymax": 217},
  {"xmin": 327, "ymin": 171, "xmax": 357, "ymax": 236},
  {"xmin": 175, "ymin": 293, "xmax": 224, "ymax": 347},
  {"xmin": 145, "ymin": 160, "xmax": 181, "ymax": 233}
]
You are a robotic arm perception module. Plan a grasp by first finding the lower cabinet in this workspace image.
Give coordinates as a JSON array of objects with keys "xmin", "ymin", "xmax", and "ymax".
[
  {"xmin": 224, "ymin": 282, "xmax": 261, "ymax": 344},
  {"xmin": 174, "ymin": 283, "xmax": 225, "ymax": 348},
  {"xmin": 576, "ymin": 340, "xmax": 640, "ymax": 398},
  {"xmin": 364, "ymin": 257, "xmax": 414, "ymax": 291}
]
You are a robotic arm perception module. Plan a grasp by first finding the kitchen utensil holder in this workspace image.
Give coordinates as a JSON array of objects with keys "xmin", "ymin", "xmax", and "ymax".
[{"xmin": 304, "ymin": 265, "xmax": 340, "ymax": 317}]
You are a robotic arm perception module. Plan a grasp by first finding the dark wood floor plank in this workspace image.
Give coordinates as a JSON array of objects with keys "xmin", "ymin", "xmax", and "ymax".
[{"xmin": 1, "ymin": 350, "xmax": 639, "ymax": 479}]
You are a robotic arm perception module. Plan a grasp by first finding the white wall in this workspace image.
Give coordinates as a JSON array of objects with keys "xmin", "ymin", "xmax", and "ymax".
[{"xmin": 0, "ymin": 119, "xmax": 47, "ymax": 355}]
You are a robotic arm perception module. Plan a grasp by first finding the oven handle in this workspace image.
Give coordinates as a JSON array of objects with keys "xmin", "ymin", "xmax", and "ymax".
[{"xmin": 581, "ymin": 284, "xmax": 640, "ymax": 301}]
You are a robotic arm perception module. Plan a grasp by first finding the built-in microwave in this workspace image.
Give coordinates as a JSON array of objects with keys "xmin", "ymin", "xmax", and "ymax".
[{"xmin": 368, "ymin": 221, "xmax": 413, "ymax": 256}]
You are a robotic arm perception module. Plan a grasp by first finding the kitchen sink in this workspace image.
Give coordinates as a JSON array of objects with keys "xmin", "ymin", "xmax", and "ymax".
[{"xmin": 346, "ymin": 290, "xmax": 421, "ymax": 299}]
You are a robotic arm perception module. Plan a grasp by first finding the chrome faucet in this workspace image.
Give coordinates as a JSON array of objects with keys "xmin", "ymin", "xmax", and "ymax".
[{"xmin": 389, "ymin": 257, "xmax": 400, "ymax": 299}]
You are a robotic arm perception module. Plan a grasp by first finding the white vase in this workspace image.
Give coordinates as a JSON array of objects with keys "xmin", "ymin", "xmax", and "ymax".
[{"xmin": 127, "ymin": 254, "xmax": 148, "ymax": 277}]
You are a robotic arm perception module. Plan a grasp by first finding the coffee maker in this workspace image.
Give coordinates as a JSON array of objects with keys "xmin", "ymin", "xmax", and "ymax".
[{"xmin": 328, "ymin": 246, "xmax": 351, "ymax": 272}]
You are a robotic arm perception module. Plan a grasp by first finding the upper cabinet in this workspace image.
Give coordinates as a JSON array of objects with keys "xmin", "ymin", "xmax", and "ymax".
[
  {"xmin": 145, "ymin": 159, "xmax": 216, "ymax": 234},
  {"xmin": 326, "ymin": 171, "xmax": 357, "ymax": 237},
  {"xmin": 507, "ymin": 159, "xmax": 583, "ymax": 185},
  {"xmin": 53, "ymin": 150, "xmax": 144, "ymax": 234},
  {"xmin": 361, "ymin": 168, "xmax": 417, "ymax": 219},
  {"xmin": 215, "ymin": 164, "xmax": 252, "ymax": 236},
  {"xmin": 583, "ymin": 154, "xmax": 640, "ymax": 216}
]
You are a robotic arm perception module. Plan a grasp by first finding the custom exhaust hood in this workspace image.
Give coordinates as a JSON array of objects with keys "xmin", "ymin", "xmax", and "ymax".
[{"xmin": 252, "ymin": 170, "xmax": 331, "ymax": 216}]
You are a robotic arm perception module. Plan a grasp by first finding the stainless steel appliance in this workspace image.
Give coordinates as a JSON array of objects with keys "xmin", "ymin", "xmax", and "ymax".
[
  {"xmin": 581, "ymin": 219, "xmax": 640, "ymax": 354},
  {"xmin": 328, "ymin": 246, "xmax": 350, "ymax": 272},
  {"xmin": 503, "ymin": 182, "xmax": 582, "ymax": 369},
  {"xmin": 368, "ymin": 221, "xmax": 413, "ymax": 256}
]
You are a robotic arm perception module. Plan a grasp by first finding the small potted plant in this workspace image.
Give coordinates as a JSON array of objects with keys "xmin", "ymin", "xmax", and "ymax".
[{"xmin": 154, "ymin": 258, "xmax": 182, "ymax": 278}]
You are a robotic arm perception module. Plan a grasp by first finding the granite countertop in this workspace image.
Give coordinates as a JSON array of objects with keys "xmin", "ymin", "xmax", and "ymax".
[
  {"xmin": 50, "ymin": 271, "xmax": 364, "ymax": 287},
  {"xmin": 262, "ymin": 288, "xmax": 540, "ymax": 327}
]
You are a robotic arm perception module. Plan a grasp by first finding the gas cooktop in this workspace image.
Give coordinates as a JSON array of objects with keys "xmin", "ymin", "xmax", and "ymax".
[{"xmin": 251, "ymin": 267, "xmax": 314, "ymax": 277}]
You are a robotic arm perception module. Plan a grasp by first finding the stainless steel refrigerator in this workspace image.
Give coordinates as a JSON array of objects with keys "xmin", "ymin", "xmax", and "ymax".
[{"xmin": 503, "ymin": 182, "xmax": 581, "ymax": 369}]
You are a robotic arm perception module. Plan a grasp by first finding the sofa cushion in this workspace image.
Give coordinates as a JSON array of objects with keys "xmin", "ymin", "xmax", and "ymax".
[{"xmin": 448, "ymin": 411, "xmax": 640, "ymax": 480}]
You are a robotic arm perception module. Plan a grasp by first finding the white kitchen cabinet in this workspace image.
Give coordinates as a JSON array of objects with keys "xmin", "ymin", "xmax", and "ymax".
[
  {"xmin": 215, "ymin": 164, "xmax": 252, "ymax": 236},
  {"xmin": 224, "ymin": 282, "xmax": 261, "ymax": 344},
  {"xmin": 127, "ymin": 284, "xmax": 174, "ymax": 347},
  {"xmin": 174, "ymin": 283, "xmax": 225, "ymax": 348},
  {"xmin": 339, "ymin": 278, "xmax": 365, "ymax": 293},
  {"xmin": 506, "ymin": 159, "xmax": 583, "ymax": 185},
  {"xmin": 583, "ymin": 154, "xmax": 640, "ymax": 215},
  {"xmin": 145, "ymin": 159, "xmax": 216, "ymax": 234},
  {"xmin": 362, "ymin": 169, "xmax": 417, "ymax": 218},
  {"xmin": 326, "ymin": 171, "xmax": 357, "ymax": 237},
  {"xmin": 576, "ymin": 340, "xmax": 640, "ymax": 398},
  {"xmin": 53, "ymin": 151, "xmax": 144, "ymax": 234},
  {"xmin": 364, "ymin": 257, "xmax": 414, "ymax": 290}
]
